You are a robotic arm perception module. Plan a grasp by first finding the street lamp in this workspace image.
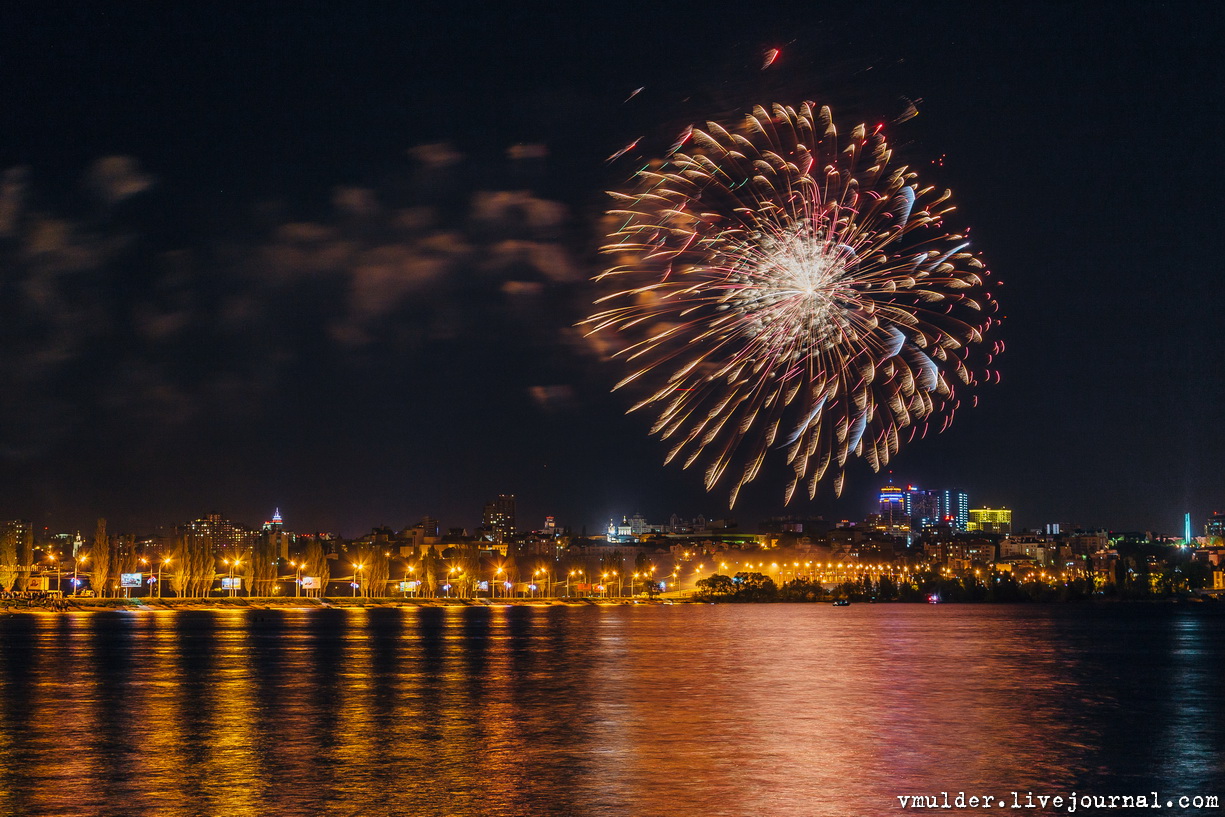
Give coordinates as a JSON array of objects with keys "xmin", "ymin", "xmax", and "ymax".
[
  {"xmin": 353, "ymin": 563, "xmax": 364, "ymax": 597},
  {"xmin": 289, "ymin": 560, "xmax": 303, "ymax": 597},
  {"xmin": 47, "ymin": 554, "xmax": 61, "ymax": 596},
  {"xmin": 73, "ymin": 555, "xmax": 87, "ymax": 596},
  {"xmin": 222, "ymin": 557, "xmax": 242, "ymax": 597},
  {"xmin": 158, "ymin": 557, "xmax": 170, "ymax": 599}
]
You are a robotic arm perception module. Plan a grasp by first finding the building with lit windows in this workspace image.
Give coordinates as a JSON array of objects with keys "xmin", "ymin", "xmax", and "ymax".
[
  {"xmin": 260, "ymin": 508, "xmax": 291, "ymax": 560},
  {"xmin": 968, "ymin": 507, "xmax": 1012, "ymax": 535},
  {"xmin": 904, "ymin": 486, "xmax": 940, "ymax": 530},
  {"xmin": 482, "ymin": 494, "xmax": 516, "ymax": 544},
  {"xmin": 878, "ymin": 483, "xmax": 906, "ymax": 529},
  {"xmin": 1207, "ymin": 511, "xmax": 1225, "ymax": 542},
  {"xmin": 186, "ymin": 513, "xmax": 253, "ymax": 554},
  {"xmin": 939, "ymin": 489, "xmax": 970, "ymax": 531}
]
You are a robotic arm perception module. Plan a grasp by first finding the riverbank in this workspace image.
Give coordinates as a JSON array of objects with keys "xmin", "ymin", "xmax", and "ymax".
[{"xmin": 0, "ymin": 595, "xmax": 686, "ymax": 613}]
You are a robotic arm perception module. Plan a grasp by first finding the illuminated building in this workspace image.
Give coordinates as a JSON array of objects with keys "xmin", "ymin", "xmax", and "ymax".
[
  {"xmin": 968, "ymin": 508, "xmax": 1012, "ymax": 535},
  {"xmin": 260, "ymin": 508, "xmax": 291, "ymax": 560},
  {"xmin": 187, "ymin": 513, "xmax": 253, "ymax": 554},
  {"xmin": 261, "ymin": 508, "xmax": 284, "ymax": 532},
  {"xmin": 878, "ymin": 483, "xmax": 905, "ymax": 529},
  {"xmin": 1206, "ymin": 511, "xmax": 1225, "ymax": 542},
  {"xmin": 482, "ymin": 494, "xmax": 516, "ymax": 544},
  {"xmin": 939, "ymin": 489, "xmax": 970, "ymax": 531},
  {"xmin": 904, "ymin": 486, "xmax": 940, "ymax": 530},
  {"xmin": 0, "ymin": 521, "xmax": 34, "ymax": 566}
]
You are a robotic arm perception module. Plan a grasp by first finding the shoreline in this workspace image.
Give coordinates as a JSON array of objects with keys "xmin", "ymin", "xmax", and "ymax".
[
  {"xmin": 0, "ymin": 596, "xmax": 677, "ymax": 613},
  {"xmin": 1, "ymin": 595, "xmax": 1219, "ymax": 613}
]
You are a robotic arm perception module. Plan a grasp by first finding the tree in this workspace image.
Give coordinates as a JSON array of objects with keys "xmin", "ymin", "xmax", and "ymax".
[
  {"xmin": 171, "ymin": 532, "xmax": 216, "ymax": 598},
  {"xmin": 733, "ymin": 572, "xmax": 777, "ymax": 602},
  {"xmin": 361, "ymin": 547, "xmax": 390, "ymax": 598},
  {"xmin": 303, "ymin": 539, "xmax": 330, "ymax": 597},
  {"xmin": 0, "ymin": 528, "xmax": 19, "ymax": 592},
  {"xmin": 111, "ymin": 535, "xmax": 140, "ymax": 595},
  {"xmin": 421, "ymin": 546, "xmax": 440, "ymax": 598},
  {"xmin": 696, "ymin": 574, "xmax": 736, "ymax": 598},
  {"xmin": 90, "ymin": 519, "xmax": 112, "ymax": 598},
  {"xmin": 248, "ymin": 533, "xmax": 279, "ymax": 596}
]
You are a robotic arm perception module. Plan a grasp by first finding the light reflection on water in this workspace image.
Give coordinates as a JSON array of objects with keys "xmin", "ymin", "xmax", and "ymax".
[{"xmin": 0, "ymin": 605, "xmax": 1221, "ymax": 816}]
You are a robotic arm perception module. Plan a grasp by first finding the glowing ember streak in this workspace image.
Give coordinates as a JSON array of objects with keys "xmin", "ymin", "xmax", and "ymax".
[
  {"xmin": 585, "ymin": 102, "xmax": 1000, "ymax": 506},
  {"xmin": 606, "ymin": 137, "xmax": 642, "ymax": 163},
  {"xmin": 762, "ymin": 48, "xmax": 780, "ymax": 69}
]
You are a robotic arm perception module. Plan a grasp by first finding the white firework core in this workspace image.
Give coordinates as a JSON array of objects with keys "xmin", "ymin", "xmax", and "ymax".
[{"xmin": 728, "ymin": 222, "xmax": 855, "ymax": 352}]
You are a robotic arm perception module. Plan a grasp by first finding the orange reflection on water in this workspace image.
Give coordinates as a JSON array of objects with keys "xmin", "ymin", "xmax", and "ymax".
[{"xmin": 0, "ymin": 604, "xmax": 1220, "ymax": 816}]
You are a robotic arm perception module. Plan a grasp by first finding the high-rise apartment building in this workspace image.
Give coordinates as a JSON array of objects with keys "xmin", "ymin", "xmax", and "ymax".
[
  {"xmin": 482, "ymin": 494, "xmax": 516, "ymax": 544},
  {"xmin": 187, "ymin": 513, "xmax": 253, "ymax": 554},
  {"xmin": 1206, "ymin": 511, "xmax": 1225, "ymax": 541},
  {"xmin": 939, "ymin": 489, "xmax": 970, "ymax": 531},
  {"xmin": 878, "ymin": 483, "xmax": 905, "ymax": 529},
  {"xmin": 904, "ymin": 486, "xmax": 940, "ymax": 530}
]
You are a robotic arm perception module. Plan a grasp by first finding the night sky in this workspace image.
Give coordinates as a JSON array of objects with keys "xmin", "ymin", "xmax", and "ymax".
[{"xmin": 2, "ymin": 1, "xmax": 1221, "ymax": 537}]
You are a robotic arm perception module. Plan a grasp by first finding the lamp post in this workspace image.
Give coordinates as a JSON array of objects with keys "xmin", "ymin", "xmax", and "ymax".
[
  {"xmin": 353, "ymin": 563, "xmax": 364, "ymax": 597},
  {"xmin": 139, "ymin": 557, "xmax": 149, "ymax": 597},
  {"xmin": 494, "ymin": 566, "xmax": 504, "ymax": 598},
  {"xmin": 158, "ymin": 557, "xmax": 170, "ymax": 599},
  {"xmin": 289, "ymin": 560, "xmax": 303, "ymax": 597},
  {"xmin": 73, "ymin": 555, "xmax": 86, "ymax": 596},
  {"xmin": 47, "ymin": 554, "xmax": 60, "ymax": 596},
  {"xmin": 222, "ymin": 557, "xmax": 242, "ymax": 597}
]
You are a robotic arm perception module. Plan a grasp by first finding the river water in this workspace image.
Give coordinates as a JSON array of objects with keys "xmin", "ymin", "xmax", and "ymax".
[{"xmin": 0, "ymin": 604, "xmax": 1221, "ymax": 816}]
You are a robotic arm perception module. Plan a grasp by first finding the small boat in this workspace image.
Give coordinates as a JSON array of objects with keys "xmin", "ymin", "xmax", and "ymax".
[{"xmin": 832, "ymin": 599, "xmax": 851, "ymax": 607}]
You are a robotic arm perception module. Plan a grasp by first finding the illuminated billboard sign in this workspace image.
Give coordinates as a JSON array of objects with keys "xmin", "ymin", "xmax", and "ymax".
[
  {"xmin": 301, "ymin": 576, "xmax": 320, "ymax": 590},
  {"xmin": 399, "ymin": 581, "xmax": 419, "ymax": 592},
  {"xmin": 120, "ymin": 573, "xmax": 143, "ymax": 588},
  {"xmin": 221, "ymin": 577, "xmax": 242, "ymax": 590}
]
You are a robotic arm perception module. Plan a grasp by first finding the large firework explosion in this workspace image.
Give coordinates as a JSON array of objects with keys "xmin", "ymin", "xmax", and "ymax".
[{"xmin": 585, "ymin": 102, "xmax": 1001, "ymax": 507}]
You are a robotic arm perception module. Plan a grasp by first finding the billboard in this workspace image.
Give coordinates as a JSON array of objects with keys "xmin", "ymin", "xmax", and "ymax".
[
  {"xmin": 120, "ymin": 573, "xmax": 143, "ymax": 588},
  {"xmin": 301, "ymin": 576, "xmax": 320, "ymax": 590},
  {"xmin": 399, "ymin": 581, "xmax": 419, "ymax": 592},
  {"xmin": 221, "ymin": 577, "xmax": 242, "ymax": 590}
]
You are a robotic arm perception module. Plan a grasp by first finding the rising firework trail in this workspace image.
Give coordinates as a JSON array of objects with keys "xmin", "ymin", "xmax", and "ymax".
[{"xmin": 585, "ymin": 102, "xmax": 1001, "ymax": 507}]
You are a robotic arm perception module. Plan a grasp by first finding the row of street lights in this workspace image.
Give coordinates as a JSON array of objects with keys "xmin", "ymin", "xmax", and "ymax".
[{"xmin": 31, "ymin": 550, "xmax": 676, "ymax": 599}]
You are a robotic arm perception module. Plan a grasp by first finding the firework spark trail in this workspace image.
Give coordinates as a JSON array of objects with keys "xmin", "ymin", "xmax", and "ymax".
[{"xmin": 585, "ymin": 103, "xmax": 1000, "ymax": 507}]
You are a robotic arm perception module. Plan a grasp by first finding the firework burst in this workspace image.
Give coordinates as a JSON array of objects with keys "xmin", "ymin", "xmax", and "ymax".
[{"xmin": 584, "ymin": 102, "xmax": 1002, "ymax": 507}]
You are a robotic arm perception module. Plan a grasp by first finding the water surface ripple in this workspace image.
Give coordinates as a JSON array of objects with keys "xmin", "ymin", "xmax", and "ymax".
[{"xmin": 0, "ymin": 604, "xmax": 1221, "ymax": 816}]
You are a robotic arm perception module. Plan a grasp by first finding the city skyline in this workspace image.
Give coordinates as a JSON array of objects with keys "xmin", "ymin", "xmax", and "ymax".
[
  {"xmin": 7, "ymin": 477, "xmax": 1220, "ymax": 543},
  {"xmin": 1, "ymin": 2, "xmax": 1221, "ymax": 539}
]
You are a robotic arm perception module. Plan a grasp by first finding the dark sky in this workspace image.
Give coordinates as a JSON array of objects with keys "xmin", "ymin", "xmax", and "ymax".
[{"xmin": 1, "ymin": 1, "xmax": 1221, "ymax": 537}]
